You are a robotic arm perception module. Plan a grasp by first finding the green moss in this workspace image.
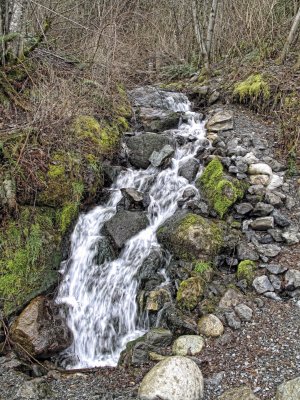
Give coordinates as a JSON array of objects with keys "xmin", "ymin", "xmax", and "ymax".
[
  {"xmin": 198, "ymin": 159, "xmax": 246, "ymax": 218},
  {"xmin": 237, "ymin": 260, "xmax": 256, "ymax": 284},
  {"xmin": 194, "ymin": 261, "xmax": 211, "ymax": 274},
  {"xmin": 0, "ymin": 207, "xmax": 61, "ymax": 315},
  {"xmin": 59, "ymin": 202, "xmax": 79, "ymax": 234},
  {"xmin": 234, "ymin": 74, "xmax": 270, "ymax": 102},
  {"xmin": 176, "ymin": 277, "xmax": 203, "ymax": 311},
  {"xmin": 47, "ymin": 164, "xmax": 65, "ymax": 178}
]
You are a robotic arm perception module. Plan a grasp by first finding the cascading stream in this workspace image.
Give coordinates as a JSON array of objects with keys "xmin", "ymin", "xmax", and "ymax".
[{"xmin": 56, "ymin": 92, "xmax": 207, "ymax": 369}]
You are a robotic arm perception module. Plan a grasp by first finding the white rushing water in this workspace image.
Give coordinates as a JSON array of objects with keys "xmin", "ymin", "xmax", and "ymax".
[{"xmin": 56, "ymin": 93, "xmax": 207, "ymax": 368}]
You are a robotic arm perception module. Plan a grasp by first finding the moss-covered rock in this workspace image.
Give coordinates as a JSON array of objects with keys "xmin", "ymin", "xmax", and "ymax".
[
  {"xmin": 176, "ymin": 277, "xmax": 204, "ymax": 311},
  {"xmin": 237, "ymin": 260, "xmax": 256, "ymax": 284},
  {"xmin": 0, "ymin": 207, "xmax": 62, "ymax": 315},
  {"xmin": 157, "ymin": 212, "xmax": 225, "ymax": 262},
  {"xmin": 234, "ymin": 74, "xmax": 270, "ymax": 103},
  {"xmin": 197, "ymin": 158, "xmax": 246, "ymax": 218}
]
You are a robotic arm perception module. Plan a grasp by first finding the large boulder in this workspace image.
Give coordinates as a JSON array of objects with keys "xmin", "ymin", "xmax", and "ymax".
[
  {"xmin": 276, "ymin": 377, "xmax": 300, "ymax": 400},
  {"xmin": 157, "ymin": 212, "xmax": 225, "ymax": 262},
  {"xmin": 138, "ymin": 356, "xmax": 204, "ymax": 400},
  {"xmin": 10, "ymin": 296, "xmax": 72, "ymax": 358},
  {"xmin": 104, "ymin": 210, "xmax": 148, "ymax": 249},
  {"xmin": 124, "ymin": 133, "xmax": 174, "ymax": 169},
  {"xmin": 138, "ymin": 107, "xmax": 180, "ymax": 132}
]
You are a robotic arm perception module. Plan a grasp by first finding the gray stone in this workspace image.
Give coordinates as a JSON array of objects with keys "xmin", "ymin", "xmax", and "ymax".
[
  {"xmin": 269, "ymin": 274, "xmax": 282, "ymax": 291},
  {"xmin": 256, "ymin": 244, "xmax": 281, "ymax": 258},
  {"xmin": 179, "ymin": 158, "xmax": 200, "ymax": 182},
  {"xmin": 125, "ymin": 133, "xmax": 174, "ymax": 169},
  {"xmin": 252, "ymin": 202, "xmax": 274, "ymax": 217},
  {"xmin": 282, "ymin": 228, "xmax": 300, "ymax": 245},
  {"xmin": 208, "ymin": 90, "xmax": 220, "ymax": 105},
  {"xmin": 16, "ymin": 378, "xmax": 51, "ymax": 399},
  {"xmin": 218, "ymin": 386, "xmax": 259, "ymax": 400},
  {"xmin": 96, "ymin": 236, "xmax": 117, "ymax": 264},
  {"xmin": 285, "ymin": 269, "xmax": 300, "ymax": 290},
  {"xmin": 120, "ymin": 187, "xmax": 144, "ymax": 210},
  {"xmin": 263, "ymin": 156, "xmax": 285, "ymax": 172},
  {"xmin": 206, "ymin": 110, "xmax": 233, "ymax": 132},
  {"xmin": 253, "ymin": 275, "xmax": 274, "ymax": 294},
  {"xmin": 172, "ymin": 335, "xmax": 205, "ymax": 356},
  {"xmin": 264, "ymin": 291, "xmax": 282, "ymax": 301},
  {"xmin": 235, "ymin": 160, "xmax": 248, "ymax": 173},
  {"xmin": 104, "ymin": 210, "xmax": 148, "ymax": 249},
  {"xmin": 146, "ymin": 328, "xmax": 173, "ymax": 347},
  {"xmin": 225, "ymin": 311, "xmax": 241, "ymax": 330},
  {"xmin": 248, "ymin": 163, "xmax": 272, "ymax": 176},
  {"xmin": 229, "ymin": 166, "xmax": 238, "ymax": 174},
  {"xmin": 251, "ymin": 217, "xmax": 274, "ymax": 231},
  {"xmin": 268, "ymin": 229, "xmax": 284, "ymax": 242},
  {"xmin": 219, "ymin": 289, "xmax": 244, "ymax": 309},
  {"xmin": 234, "ymin": 304, "xmax": 253, "ymax": 321},
  {"xmin": 265, "ymin": 191, "xmax": 283, "ymax": 207},
  {"xmin": 262, "ymin": 264, "xmax": 288, "ymax": 275},
  {"xmin": 138, "ymin": 107, "xmax": 180, "ymax": 132},
  {"xmin": 138, "ymin": 356, "xmax": 204, "ymax": 400},
  {"xmin": 198, "ymin": 314, "xmax": 224, "ymax": 337},
  {"xmin": 276, "ymin": 377, "xmax": 300, "ymax": 400},
  {"xmin": 272, "ymin": 210, "xmax": 291, "ymax": 227},
  {"xmin": 149, "ymin": 144, "xmax": 174, "ymax": 167},
  {"xmin": 129, "ymin": 86, "xmax": 189, "ymax": 109},
  {"xmin": 285, "ymin": 195, "xmax": 296, "ymax": 210},
  {"xmin": 235, "ymin": 203, "xmax": 253, "ymax": 215},
  {"xmin": 237, "ymin": 242, "xmax": 259, "ymax": 261},
  {"xmin": 248, "ymin": 185, "xmax": 265, "ymax": 196}
]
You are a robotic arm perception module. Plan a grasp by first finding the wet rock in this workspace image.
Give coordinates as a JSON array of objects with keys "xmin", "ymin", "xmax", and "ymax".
[
  {"xmin": 146, "ymin": 328, "xmax": 173, "ymax": 347},
  {"xmin": 96, "ymin": 236, "xmax": 117, "ymax": 264},
  {"xmin": 124, "ymin": 133, "xmax": 174, "ymax": 169},
  {"xmin": 104, "ymin": 210, "xmax": 148, "ymax": 249},
  {"xmin": 276, "ymin": 377, "xmax": 300, "ymax": 400},
  {"xmin": 206, "ymin": 111, "xmax": 233, "ymax": 132},
  {"xmin": 102, "ymin": 164, "xmax": 122, "ymax": 185},
  {"xmin": 157, "ymin": 212, "xmax": 225, "ymax": 262},
  {"xmin": 149, "ymin": 145, "xmax": 174, "ymax": 168},
  {"xmin": 159, "ymin": 304, "xmax": 199, "ymax": 335},
  {"xmin": 272, "ymin": 210, "xmax": 291, "ymax": 227},
  {"xmin": 138, "ymin": 356, "xmax": 204, "ymax": 400},
  {"xmin": 178, "ymin": 158, "xmax": 200, "ymax": 182},
  {"xmin": 120, "ymin": 188, "xmax": 144, "ymax": 210},
  {"xmin": 198, "ymin": 314, "xmax": 224, "ymax": 337},
  {"xmin": 234, "ymin": 304, "xmax": 253, "ymax": 321},
  {"xmin": 253, "ymin": 276, "xmax": 274, "ymax": 294},
  {"xmin": 138, "ymin": 107, "xmax": 180, "ymax": 132},
  {"xmin": 182, "ymin": 187, "xmax": 198, "ymax": 200},
  {"xmin": 252, "ymin": 202, "xmax": 274, "ymax": 217},
  {"xmin": 146, "ymin": 289, "xmax": 171, "ymax": 311},
  {"xmin": 285, "ymin": 269, "xmax": 300, "ymax": 290},
  {"xmin": 225, "ymin": 311, "xmax": 241, "ymax": 330},
  {"xmin": 251, "ymin": 217, "xmax": 274, "ymax": 231},
  {"xmin": 219, "ymin": 289, "xmax": 244, "ymax": 309},
  {"xmin": 235, "ymin": 203, "xmax": 253, "ymax": 215},
  {"xmin": 172, "ymin": 335, "xmax": 205, "ymax": 356},
  {"xmin": 139, "ymin": 250, "xmax": 164, "ymax": 290},
  {"xmin": 10, "ymin": 296, "xmax": 72, "ymax": 358},
  {"xmin": 218, "ymin": 386, "xmax": 259, "ymax": 400}
]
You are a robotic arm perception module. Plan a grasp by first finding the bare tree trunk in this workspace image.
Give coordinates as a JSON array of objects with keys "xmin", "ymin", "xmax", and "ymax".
[
  {"xmin": 191, "ymin": 0, "xmax": 208, "ymax": 65},
  {"xmin": 279, "ymin": 6, "xmax": 300, "ymax": 64},
  {"xmin": 206, "ymin": 0, "xmax": 219, "ymax": 63}
]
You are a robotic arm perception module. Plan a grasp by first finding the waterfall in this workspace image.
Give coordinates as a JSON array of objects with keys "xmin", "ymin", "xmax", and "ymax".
[{"xmin": 56, "ymin": 91, "xmax": 207, "ymax": 369}]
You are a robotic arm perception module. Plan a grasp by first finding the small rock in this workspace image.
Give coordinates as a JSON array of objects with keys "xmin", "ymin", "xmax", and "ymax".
[
  {"xmin": 234, "ymin": 304, "xmax": 253, "ymax": 321},
  {"xmin": 146, "ymin": 328, "xmax": 173, "ymax": 347},
  {"xmin": 138, "ymin": 356, "xmax": 204, "ymax": 400},
  {"xmin": 265, "ymin": 191, "xmax": 283, "ymax": 207},
  {"xmin": 269, "ymin": 274, "xmax": 282, "ymax": 291},
  {"xmin": 237, "ymin": 243, "xmax": 259, "ymax": 261},
  {"xmin": 148, "ymin": 352, "xmax": 166, "ymax": 361},
  {"xmin": 198, "ymin": 314, "xmax": 224, "ymax": 337},
  {"xmin": 248, "ymin": 184, "xmax": 265, "ymax": 196},
  {"xmin": 262, "ymin": 264, "xmax": 288, "ymax": 275},
  {"xmin": 285, "ymin": 269, "xmax": 300, "ymax": 290},
  {"xmin": 268, "ymin": 229, "xmax": 284, "ymax": 242},
  {"xmin": 248, "ymin": 163, "xmax": 272, "ymax": 176},
  {"xmin": 267, "ymin": 174, "xmax": 283, "ymax": 190},
  {"xmin": 251, "ymin": 217, "xmax": 274, "ymax": 231},
  {"xmin": 178, "ymin": 158, "xmax": 199, "ymax": 182},
  {"xmin": 219, "ymin": 289, "xmax": 244, "ymax": 309},
  {"xmin": 242, "ymin": 152, "xmax": 259, "ymax": 165},
  {"xmin": 272, "ymin": 210, "xmax": 291, "ymax": 227},
  {"xmin": 263, "ymin": 292, "xmax": 282, "ymax": 301},
  {"xmin": 252, "ymin": 202, "xmax": 274, "ymax": 217},
  {"xmin": 172, "ymin": 335, "xmax": 205, "ymax": 356},
  {"xmin": 250, "ymin": 174, "xmax": 270, "ymax": 186},
  {"xmin": 253, "ymin": 276, "xmax": 274, "ymax": 294},
  {"xmin": 225, "ymin": 311, "xmax": 241, "ymax": 330},
  {"xmin": 276, "ymin": 376, "xmax": 300, "ymax": 400},
  {"xmin": 16, "ymin": 378, "xmax": 51, "ymax": 400},
  {"xmin": 235, "ymin": 203, "xmax": 253, "ymax": 215},
  {"xmin": 149, "ymin": 145, "xmax": 174, "ymax": 168},
  {"xmin": 256, "ymin": 243, "xmax": 281, "ymax": 257},
  {"xmin": 282, "ymin": 229, "xmax": 300, "ymax": 245},
  {"xmin": 205, "ymin": 371, "xmax": 225, "ymax": 386},
  {"xmin": 206, "ymin": 111, "xmax": 233, "ymax": 132},
  {"xmin": 208, "ymin": 90, "xmax": 220, "ymax": 105},
  {"xmin": 218, "ymin": 386, "xmax": 259, "ymax": 400}
]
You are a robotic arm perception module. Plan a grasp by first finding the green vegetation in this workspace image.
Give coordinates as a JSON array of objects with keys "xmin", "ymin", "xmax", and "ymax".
[
  {"xmin": 176, "ymin": 277, "xmax": 203, "ymax": 311},
  {"xmin": 237, "ymin": 260, "xmax": 256, "ymax": 284},
  {"xmin": 234, "ymin": 74, "xmax": 270, "ymax": 102},
  {"xmin": 198, "ymin": 159, "xmax": 246, "ymax": 218}
]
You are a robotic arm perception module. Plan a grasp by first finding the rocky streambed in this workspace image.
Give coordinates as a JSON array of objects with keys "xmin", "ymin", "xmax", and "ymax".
[{"xmin": 1, "ymin": 86, "xmax": 300, "ymax": 400}]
